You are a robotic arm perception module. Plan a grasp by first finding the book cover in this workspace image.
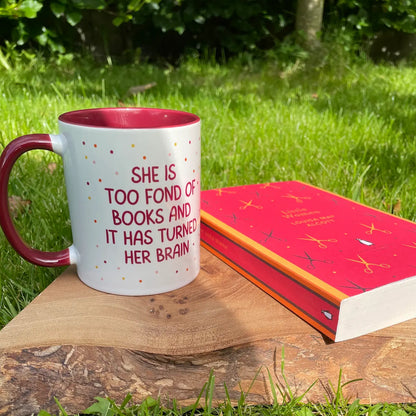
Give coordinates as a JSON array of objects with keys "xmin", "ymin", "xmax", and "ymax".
[{"xmin": 200, "ymin": 181, "xmax": 416, "ymax": 342}]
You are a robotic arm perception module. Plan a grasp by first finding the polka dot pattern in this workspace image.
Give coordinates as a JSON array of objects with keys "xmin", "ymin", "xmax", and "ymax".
[{"xmin": 73, "ymin": 126, "xmax": 200, "ymax": 295}]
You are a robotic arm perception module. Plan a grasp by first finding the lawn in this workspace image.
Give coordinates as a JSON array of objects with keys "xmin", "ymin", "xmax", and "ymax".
[{"xmin": 1, "ymin": 50, "xmax": 416, "ymax": 415}]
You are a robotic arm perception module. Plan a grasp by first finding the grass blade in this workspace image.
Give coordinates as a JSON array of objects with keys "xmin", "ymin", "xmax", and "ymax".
[{"xmin": 205, "ymin": 369, "xmax": 215, "ymax": 415}]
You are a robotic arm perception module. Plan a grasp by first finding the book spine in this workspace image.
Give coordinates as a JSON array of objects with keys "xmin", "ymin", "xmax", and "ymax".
[{"xmin": 201, "ymin": 221, "xmax": 340, "ymax": 340}]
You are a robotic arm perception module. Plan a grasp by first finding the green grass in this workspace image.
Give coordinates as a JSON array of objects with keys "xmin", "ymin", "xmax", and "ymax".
[
  {"xmin": 38, "ymin": 365, "xmax": 416, "ymax": 416},
  {"xmin": 1, "ymin": 51, "xmax": 416, "ymax": 414},
  {"xmin": 2, "ymin": 52, "xmax": 416, "ymax": 324}
]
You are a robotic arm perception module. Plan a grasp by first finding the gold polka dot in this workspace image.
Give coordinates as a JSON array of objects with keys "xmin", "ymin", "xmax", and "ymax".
[{"xmin": 122, "ymin": 277, "xmax": 126, "ymax": 280}]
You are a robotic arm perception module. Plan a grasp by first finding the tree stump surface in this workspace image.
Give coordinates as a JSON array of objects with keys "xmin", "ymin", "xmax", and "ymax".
[{"xmin": 0, "ymin": 247, "xmax": 415, "ymax": 415}]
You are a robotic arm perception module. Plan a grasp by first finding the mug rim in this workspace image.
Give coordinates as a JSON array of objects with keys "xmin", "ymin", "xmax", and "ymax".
[{"xmin": 58, "ymin": 107, "xmax": 200, "ymax": 129}]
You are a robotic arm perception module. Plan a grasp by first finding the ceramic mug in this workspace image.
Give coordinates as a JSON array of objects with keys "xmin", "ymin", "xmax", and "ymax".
[{"xmin": 0, "ymin": 107, "xmax": 201, "ymax": 295}]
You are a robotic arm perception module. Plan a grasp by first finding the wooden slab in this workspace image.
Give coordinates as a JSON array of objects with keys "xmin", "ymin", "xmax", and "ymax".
[{"xmin": 0, "ymin": 247, "xmax": 415, "ymax": 415}]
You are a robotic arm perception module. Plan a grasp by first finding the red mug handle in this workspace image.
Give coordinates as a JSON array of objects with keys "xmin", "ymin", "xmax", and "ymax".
[{"xmin": 0, "ymin": 134, "xmax": 71, "ymax": 267}]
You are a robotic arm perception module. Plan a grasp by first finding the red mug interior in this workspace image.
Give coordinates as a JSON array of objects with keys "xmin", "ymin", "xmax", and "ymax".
[{"xmin": 58, "ymin": 107, "xmax": 200, "ymax": 129}]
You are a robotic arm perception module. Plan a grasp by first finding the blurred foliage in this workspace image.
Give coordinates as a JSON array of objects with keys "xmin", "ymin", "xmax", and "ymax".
[
  {"xmin": 0, "ymin": 0, "xmax": 416, "ymax": 61},
  {"xmin": 333, "ymin": 0, "xmax": 416, "ymax": 34}
]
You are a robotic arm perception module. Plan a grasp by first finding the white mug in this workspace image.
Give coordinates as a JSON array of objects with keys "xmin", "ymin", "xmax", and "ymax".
[{"xmin": 0, "ymin": 107, "xmax": 201, "ymax": 295}]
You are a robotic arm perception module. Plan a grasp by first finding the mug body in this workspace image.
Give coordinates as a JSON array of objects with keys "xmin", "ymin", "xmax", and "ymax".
[{"xmin": 56, "ymin": 108, "xmax": 201, "ymax": 295}]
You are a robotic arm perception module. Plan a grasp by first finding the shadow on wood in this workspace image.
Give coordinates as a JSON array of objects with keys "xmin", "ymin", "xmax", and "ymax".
[{"xmin": 0, "ymin": 248, "xmax": 415, "ymax": 415}]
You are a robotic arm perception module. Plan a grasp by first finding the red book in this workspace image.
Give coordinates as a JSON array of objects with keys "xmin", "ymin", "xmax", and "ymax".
[{"xmin": 200, "ymin": 181, "xmax": 416, "ymax": 342}]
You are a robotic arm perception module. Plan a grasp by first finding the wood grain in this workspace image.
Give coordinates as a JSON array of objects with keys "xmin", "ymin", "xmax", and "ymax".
[{"xmin": 0, "ymin": 247, "xmax": 415, "ymax": 415}]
